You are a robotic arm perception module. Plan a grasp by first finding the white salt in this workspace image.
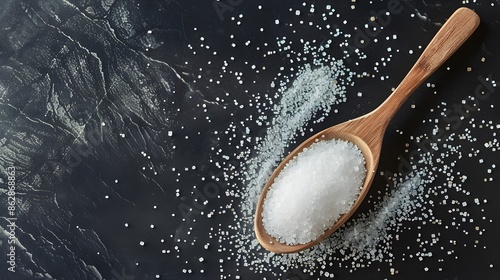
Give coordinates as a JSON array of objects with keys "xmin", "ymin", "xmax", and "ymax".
[{"xmin": 262, "ymin": 139, "xmax": 366, "ymax": 245}]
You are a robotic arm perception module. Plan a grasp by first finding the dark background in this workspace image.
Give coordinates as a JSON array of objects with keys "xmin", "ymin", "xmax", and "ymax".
[{"xmin": 0, "ymin": 0, "xmax": 499, "ymax": 279}]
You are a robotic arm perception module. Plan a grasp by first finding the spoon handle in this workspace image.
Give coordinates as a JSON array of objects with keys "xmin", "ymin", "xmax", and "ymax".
[{"xmin": 374, "ymin": 7, "xmax": 480, "ymax": 123}]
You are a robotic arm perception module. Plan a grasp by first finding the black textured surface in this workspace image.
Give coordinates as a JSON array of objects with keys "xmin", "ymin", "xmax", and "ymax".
[{"xmin": 1, "ymin": 1, "xmax": 499, "ymax": 279}]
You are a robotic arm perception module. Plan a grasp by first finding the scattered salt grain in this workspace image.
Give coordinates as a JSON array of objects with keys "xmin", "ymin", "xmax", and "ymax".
[
  {"xmin": 262, "ymin": 139, "xmax": 366, "ymax": 245},
  {"xmin": 172, "ymin": 4, "xmax": 495, "ymax": 279}
]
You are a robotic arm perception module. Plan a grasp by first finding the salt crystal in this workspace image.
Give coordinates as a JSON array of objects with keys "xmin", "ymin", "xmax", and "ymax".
[{"xmin": 262, "ymin": 139, "xmax": 366, "ymax": 245}]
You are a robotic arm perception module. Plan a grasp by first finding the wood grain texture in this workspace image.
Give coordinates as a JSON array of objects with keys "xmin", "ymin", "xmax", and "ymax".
[{"xmin": 254, "ymin": 7, "xmax": 480, "ymax": 254}]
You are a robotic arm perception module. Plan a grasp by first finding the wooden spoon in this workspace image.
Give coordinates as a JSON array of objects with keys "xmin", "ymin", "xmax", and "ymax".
[{"xmin": 254, "ymin": 7, "xmax": 480, "ymax": 254}]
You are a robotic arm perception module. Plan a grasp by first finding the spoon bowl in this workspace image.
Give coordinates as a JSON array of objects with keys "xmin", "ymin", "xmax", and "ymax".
[{"xmin": 254, "ymin": 7, "xmax": 480, "ymax": 254}]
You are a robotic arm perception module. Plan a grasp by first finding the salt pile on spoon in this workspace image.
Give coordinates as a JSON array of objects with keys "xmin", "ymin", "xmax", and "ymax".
[{"xmin": 262, "ymin": 139, "xmax": 366, "ymax": 245}]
